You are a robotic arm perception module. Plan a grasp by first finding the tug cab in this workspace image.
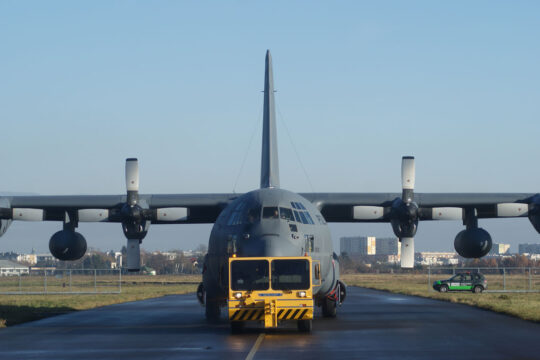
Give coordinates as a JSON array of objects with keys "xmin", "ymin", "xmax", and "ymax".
[{"xmin": 228, "ymin": 256, "xmax": 319, "ymax": 332}]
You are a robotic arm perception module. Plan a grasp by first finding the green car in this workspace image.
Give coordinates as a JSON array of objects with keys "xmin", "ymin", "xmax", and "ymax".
[{"xmin": 433, "ymin": 272, "xmax": 487, "ymax": 293}]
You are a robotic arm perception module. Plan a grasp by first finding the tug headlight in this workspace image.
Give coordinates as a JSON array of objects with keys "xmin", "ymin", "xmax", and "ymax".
[
  {"xmin": 297, "ymin": 291, "xmax": 307, "ymax": 298},
  {"xmin": 234, "ymin": 292, "xmax": 243, "ymax": 299}
]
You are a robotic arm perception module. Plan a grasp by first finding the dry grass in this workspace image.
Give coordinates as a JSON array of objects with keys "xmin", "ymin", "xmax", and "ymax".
[
  {"xmin": 342, "ymin": 273, "xmax": 540, "ymax": 322},
  {"xmin": 0, "ymin": 275, "xmax": 201, "ymax": 327}
]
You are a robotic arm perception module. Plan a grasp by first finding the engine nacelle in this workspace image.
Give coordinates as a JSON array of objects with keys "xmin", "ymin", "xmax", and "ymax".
[
  {"xmin": 454, "ymin": 228, "xmax": 492, "ymax": 258},
  {"xmin": 49, "ymin": 230, "xmax": 87, "ymax": 261}
]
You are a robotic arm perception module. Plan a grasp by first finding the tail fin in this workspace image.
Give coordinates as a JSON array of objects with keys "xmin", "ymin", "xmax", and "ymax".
[{"xmin": 260, "ymin": 50, "xmax": 280, "ymax": 189}]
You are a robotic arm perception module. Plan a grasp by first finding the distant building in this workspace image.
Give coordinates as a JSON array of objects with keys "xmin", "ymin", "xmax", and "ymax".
[
  {"xmin": 386, "ymin": 255, "xmax": 401, "ymax": 264},
  {"xmin": 17, "ymin": 253, "xmax": 37, "ymax": 265},
  {"xmin": 417, "ymin": 252, "xmax": 458, "ymax": 266},
  {"xmin": 36, "ymin": 254, "xmax": 56, "ymax": 263},
  {"xmin": 376, "ymin": 237, "xmax": 400, "ymax": 256},
  {"xmin": 489, "ymin": 243, "xmax": 510, "ymax": 255},
  {"xmin": 159, "ymin": 252, "xmax": 180, "ymax": 261},
  {"xmin": 340, "ymin": 236, "xmax": 376, "ymax": 256},
  {"xmin": 111, "ymin": 252, "xmax": 123, "ymax": 269},
  {"xmin": 519, "ymin": 244, "xmax": 540, "ymax": 255},
  {"xmin": 0, "ymin": 260, "xmax": 29, "ymax": 276}
]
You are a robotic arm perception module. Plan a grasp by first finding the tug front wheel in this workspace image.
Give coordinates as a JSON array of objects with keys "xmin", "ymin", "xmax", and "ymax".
[
  {"xmin": 230, "ymin": 321, "xmax": 244, "ymax": 333},
  {"xmin": 297, "ymin": 319, "xmax": 312, "ymax": 332}
]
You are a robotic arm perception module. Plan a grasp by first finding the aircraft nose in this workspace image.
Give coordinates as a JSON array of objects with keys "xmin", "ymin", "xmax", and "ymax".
[{"xmin": 240, "ymin": 234, "xmax": 296, "ymax": 257}]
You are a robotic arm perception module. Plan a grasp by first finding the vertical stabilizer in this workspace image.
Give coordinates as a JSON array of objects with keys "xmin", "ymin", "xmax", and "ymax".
[{"xmin": 260, "ymin": 50, "xmax": 280, "ymax": 188}]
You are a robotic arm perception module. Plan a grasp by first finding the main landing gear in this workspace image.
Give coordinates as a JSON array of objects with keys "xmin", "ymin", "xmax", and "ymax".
[
  {"xmin": 197, "ymin": 282, "xmax": 222, "ymax": 322},
  {"xmin": 322, "ymin": 280, "xmax": 347, "ymax": 318}
]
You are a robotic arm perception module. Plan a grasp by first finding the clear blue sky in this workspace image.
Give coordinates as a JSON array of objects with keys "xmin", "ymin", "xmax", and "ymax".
[{"xmin": 1, "ymin": 1, "xmax": 539, "ymax": 254}]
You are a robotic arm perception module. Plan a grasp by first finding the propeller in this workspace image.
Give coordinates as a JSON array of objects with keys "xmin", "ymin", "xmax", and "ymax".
[
  {"xmin": 351, "ymin": 156, "xmax": 418, "ymax": 268},
  {"xmin": 119, "ymin": 158, "xmax": 188, "ymax": 271},
  {"xmin": 391, "ymin": 156, "xmax": 418, "ymax": 268}
]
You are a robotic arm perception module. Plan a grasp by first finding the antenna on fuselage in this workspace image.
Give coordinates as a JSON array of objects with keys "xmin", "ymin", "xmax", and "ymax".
[{"xmin": 260, "ymin": 50, "xmax": 280, "ymax": 189}]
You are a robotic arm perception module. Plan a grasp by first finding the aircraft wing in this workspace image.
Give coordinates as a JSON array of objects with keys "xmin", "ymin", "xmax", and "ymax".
[
  {"xmin": 0, "ymin": 158, "xmax": 241, "ymax": 271},
  {"xmin": 301, "ymin": 192, "xmax": 538, "ymax": 222},
  {"xmin": 1, "ymin": 193, "xmax": 237, "ymax": 224},
  {"xmin": 301, "ymin": 156, "xmax": 540, "ymax": 268}
]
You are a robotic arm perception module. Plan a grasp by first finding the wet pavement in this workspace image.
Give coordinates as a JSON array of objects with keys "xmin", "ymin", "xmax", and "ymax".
[{"xmin": 0, "ymin": 287, "xmax": 539, "ymax": 359}]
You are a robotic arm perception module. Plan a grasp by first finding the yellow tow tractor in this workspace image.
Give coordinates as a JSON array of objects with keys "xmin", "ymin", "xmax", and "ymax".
[{"xmin": 228, "ymin": 255, "xmax": 319, "ymax": 333}]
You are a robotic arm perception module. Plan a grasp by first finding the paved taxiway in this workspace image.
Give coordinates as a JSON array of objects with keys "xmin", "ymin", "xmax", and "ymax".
[{"xmin": 0, "ymin": 287, "xmax": 539, "ymax": 359}]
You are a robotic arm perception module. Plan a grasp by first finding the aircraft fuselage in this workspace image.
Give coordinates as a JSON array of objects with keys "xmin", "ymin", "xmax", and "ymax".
[{"xmin": 203, "ymin": 187, "xmax": 339, "ymax": 305}]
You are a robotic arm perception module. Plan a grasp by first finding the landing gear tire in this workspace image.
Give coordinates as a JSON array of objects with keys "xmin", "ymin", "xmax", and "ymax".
[
  {"xmin": 196, "ymin": 283, "xmax": 205, "ymax": 305},
  {"xmin": 297, "ymin": 319, "xmax": 312, "ymax": 333},
  {"xmin": 439, "ymin": 285, "xmax": 448, "ymax": 293},
  {"xmin": 230, "ymin": 321, "xmax": 244, "ymax": 333},
  {"xmin": 205, "ymin": 297, "xmax": 221, "ymax": 322},
  {"xmin": 322, "ymin": 297, "xmax": 337, "ymax": 318}
]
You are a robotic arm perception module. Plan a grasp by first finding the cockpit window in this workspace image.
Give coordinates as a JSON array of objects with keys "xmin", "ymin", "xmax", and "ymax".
[
  {"xmin": 262, "ymin": 207, "xmax": 279, "ymax": 219},
  {"xmin": 291, "ymin": 202, "xmax": 298, "ymax": 209},
  {"xmin": 279, "ymin": 207, "xmax": 294, "ymax": 221},
  {"xmin": 246, "ymin": 207, "xmax": 261, "ymax": 223},
  {"xmin": 299, "ymin": 211, "xmax": 308, "ymax": 224},
  {"xmin": 293, "ymin": 210, "xmax": 301, "ymax": 223},
  {"xmin": 304, "ymin": 212, "xmax": 315, "ymax": 224}
]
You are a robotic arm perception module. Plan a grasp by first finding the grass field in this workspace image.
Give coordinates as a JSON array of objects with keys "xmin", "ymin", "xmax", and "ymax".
[
  {"xmin": 1, "ymin": 272, "xmax": 539, "ymax": 328},
  {"xmin": 0, "ymin": 275, "xmax": 201, "ymax": 327},
  {"xmin": 342, "ymin": 273, "xmax": 540, "ymax": 322}
]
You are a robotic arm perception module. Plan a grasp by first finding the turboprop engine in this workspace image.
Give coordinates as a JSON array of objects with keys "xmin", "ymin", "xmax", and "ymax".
[
  {"xmin": 49, "ymin": 230, "xmax": 87, "ymax": 261},
  {"xmin": 454, "ymin": 228, "xmax": 492, "ymax": 258}
]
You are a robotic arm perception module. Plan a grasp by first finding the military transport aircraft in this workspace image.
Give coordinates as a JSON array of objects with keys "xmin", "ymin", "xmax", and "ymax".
[{"xmin": 0, "ymin": 50, "xmax": 539, "ymax": 320}]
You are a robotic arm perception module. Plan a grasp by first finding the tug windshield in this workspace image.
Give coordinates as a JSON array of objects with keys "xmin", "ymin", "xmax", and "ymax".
[
  {"xmin": 271, "ymin": 259, "xmax": 310, "ymax": 290},
  {"xmin": 231, "ymin": 260, "xmax": 270, "ymax": 291}
]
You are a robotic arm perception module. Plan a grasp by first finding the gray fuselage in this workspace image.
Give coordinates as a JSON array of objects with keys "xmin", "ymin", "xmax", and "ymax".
[{"xmin": 203, "ymin": 187, "xmax": 339, "ymax": 305}]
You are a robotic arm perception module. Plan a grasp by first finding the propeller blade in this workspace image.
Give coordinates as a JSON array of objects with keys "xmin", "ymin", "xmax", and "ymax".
[
  {"xmin": 125, "ymin": 158, "xmax": 139, "ymax": 205},
  {"xmin": 353, "ymin": 206, "xmax": 385, "ymax": 220},
  {"xmin": 497, "ymin": 203, "xmax": 528, "ymax": 217},
  {"xmin": 432, "ymin": 207, "xmax": 463, "ymax": 220},
  {"xmin": 400, "ymin": 237, "xmax": 414, "ymax": 268},
  {"xmin": 126, "ymin": 238, "xmax": 141, "ymax": 272},
  {"xmin": 12, "ymin": 208, "xmax": 44, "ymax": 221},
  {"xmin": 156, "ymin": 207, "xmax": 188, "ymax": 222},
  {"xmin": 78, "ymin": 209, "xmax": 109, "ymax": 222},
  {"xmin": 401, "ymin": 156, "xmax": 415, "ymax": 203}
]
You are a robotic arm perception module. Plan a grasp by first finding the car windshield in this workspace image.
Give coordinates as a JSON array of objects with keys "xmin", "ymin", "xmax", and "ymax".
[
  {"xmin": 231, "ymin": 260, "xmax": 269, "ymax": 291},
  {"xmin": 271, "ymin": 259, "xmax": 310, "ymax": 290}
]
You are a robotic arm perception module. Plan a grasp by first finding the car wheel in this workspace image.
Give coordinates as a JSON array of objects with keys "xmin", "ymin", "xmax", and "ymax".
[
  {"xmin": 439, "ymin": 285, "xmax": 448, "ymax": 293},
  {"xmin": 473, "ymin": 285, "xmax": 483, "ymax": 294}
]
